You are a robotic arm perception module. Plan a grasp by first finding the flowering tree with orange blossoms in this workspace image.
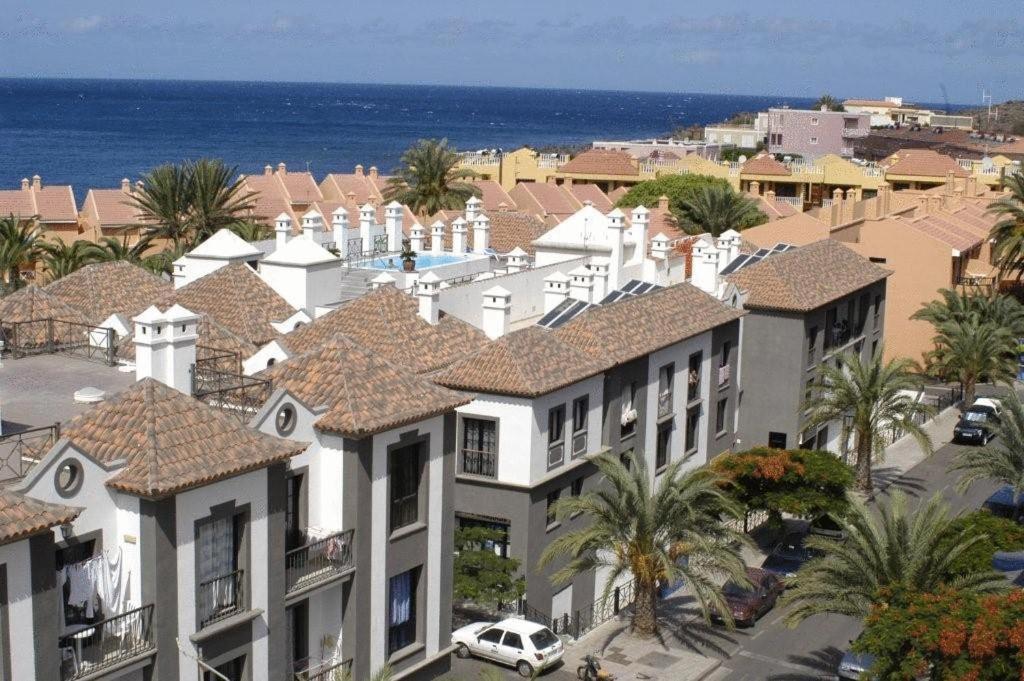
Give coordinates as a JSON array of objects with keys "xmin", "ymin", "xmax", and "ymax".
[{"xmin": 856, "ymin": 586, "xmax": 1024, "ymax": 680}]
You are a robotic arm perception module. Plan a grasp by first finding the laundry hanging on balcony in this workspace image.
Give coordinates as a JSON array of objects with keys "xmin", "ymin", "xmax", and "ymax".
[{"xmin": 57, "ymin": 547, "xmax": 133, "ymax": 630}]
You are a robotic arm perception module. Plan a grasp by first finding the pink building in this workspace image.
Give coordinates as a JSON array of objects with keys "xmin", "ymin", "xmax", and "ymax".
[{"xmin": 766, "ymin": 107, "xmax": 870, "ymax": 160}]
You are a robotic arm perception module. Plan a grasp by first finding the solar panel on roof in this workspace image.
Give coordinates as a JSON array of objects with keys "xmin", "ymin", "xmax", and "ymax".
[
  {"xmin": 753, "ymin": 248, "xmax": 770, "ymax": 257},
  {"xmin": 720, "ymin": 255, "xmax": 751, "ymax": 275},
  {"xmin": 536, "ymin": 298, "xmax": 576, "ymax": 328}
]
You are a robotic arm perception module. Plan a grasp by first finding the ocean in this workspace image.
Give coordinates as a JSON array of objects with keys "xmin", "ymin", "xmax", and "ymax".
[{"xmin": 0, "ymin": 78, "xmax": 820, "ymax": 192}]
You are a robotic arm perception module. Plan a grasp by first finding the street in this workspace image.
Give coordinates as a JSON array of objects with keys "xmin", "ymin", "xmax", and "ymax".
[{"xmin": 446, "ymin": 416, "xmax": 1005, "ymax": 681}]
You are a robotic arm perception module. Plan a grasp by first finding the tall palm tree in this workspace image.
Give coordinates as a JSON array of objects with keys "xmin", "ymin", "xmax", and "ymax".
[
  {"xmin": 920, "ymin": 316, "xmax": 1017, "ymax": 407},
  {"xmin": 952, "ymin": 392, "xmax": 1024, "ymax": 520},
  {"xmin": 913, "ymin": 288, "xmax": 1024, "ymax": 337},
  {"xmin": 679, "ymin": 185, "xmax": 767, "ymax": 236},
  {"xmin": 988, "ymin": 170, "xmax": 1024, "ymax": 277},
  {"xmin": 129, "ymin": 163, "xmax": 194, "ymax": 249},
  {"xmin": 803, "ymin": 349, "xmax": 934, "ymax": 493},
  {"xmin": 187, "ymin": 159, "xmax": 257, "ymax": 243},
  {"xmin": 38, "ymin": 240, "xmax": 98, "ymax": 281},
  {"xmin": 538, "ymin": 452, "xmax": 749, "ymax": 637},
  {"xmin": 813, "ymin": 94, "xmax": 844, "ymax": 112},
  {"xmin": 383, "ymin": 139, "xmax": 480, "ymax": 216},
  {"xmin": 0, "ymin": 215, "xmax": 43, "ymax": 293},
  {"xmin": 87, "ymin": 235, "xmax": 154, "ymax": 264},
  {"xmin": 781, "ymin": 491, "xmax": 1006, "ymax": 626},
  {"xmin": 227, "ymin": 221, "xmax": 271, "ymax": 243}
]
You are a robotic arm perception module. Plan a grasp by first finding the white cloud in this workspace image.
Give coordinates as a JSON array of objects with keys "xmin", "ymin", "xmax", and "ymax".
[{"xmin": 63, "ymin": 16, "xmax": 102, "ymax": 34}]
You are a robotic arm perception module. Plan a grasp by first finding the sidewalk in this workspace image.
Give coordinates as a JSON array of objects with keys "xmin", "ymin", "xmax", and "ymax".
[{"xmin": 871, "ymin": 404, "xmax": 960, "ymax": 494}]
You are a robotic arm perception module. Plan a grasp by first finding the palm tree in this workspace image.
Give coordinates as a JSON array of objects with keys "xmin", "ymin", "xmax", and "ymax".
[
  {"xmin": 0, "ymin": 215, "xmax": 43, "ymax": 293},
  {"xmin": 129, "ymin": 163, "xmax": 194, "ymax": 248},
  {"xmin": 187, "ymin": 159, "xmax": 257, "ymax": 243},
  {"xmin": 38, "ymin": 240, "xmax": 98, "ymax": 281},
  {"xmin": 803, "ymin": 349, "xmax": 934, "ymax": 493},
  {"xmin": 383, "ymin": 139, "xmax": 480, "ymax": 216},
  {"xmin": 920, "ymin": 316, "xmax": 1017, "ymax": 407},
  {"xmin": 813, "ymin": 94, "xmax": 844, "ymax": 112},
  {"xmin": 952, "ymin": 392, "xmax": 1024, "ymax": 520},
  {"xmin": 988, "ymin": 170, "xmax": 1024, "ymax": 277},
  {"xmin": 913, "ymin": 287, "xmax": 1024, "ymax": 337},
  {"xmin": 679, "ymin": 185, "xmax": 767, "ymax": 236},
  {"xmin": 538, "ymin": 452, "xmax": 749, "ymax": 637},
  {"xmin": 87, "ymin": 235, "xmax": 154, "ymax": 264},
  {"xmin": 227, "ymin": 221, "xmax": 271, "ymax": 243},
  {"xmin": 140, "ymin": 242, "xmax": 187, "ymax": 277},
  {"xmin": 781, "ymin": 491, "xmax": 1006, "ymax": 626}
]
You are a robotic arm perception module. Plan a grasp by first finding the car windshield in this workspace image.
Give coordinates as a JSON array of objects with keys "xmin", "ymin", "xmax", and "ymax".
[
  {"xmin": 964, "ymin": 410, "xmax": 989, "ymax": 423},
  {"xmin": 529, "ymin": 628, "xmax": 559, "ymax": 649},
  {"xmin": 723, "ymin": 580, "xmax": 753, "ymax": 597}
]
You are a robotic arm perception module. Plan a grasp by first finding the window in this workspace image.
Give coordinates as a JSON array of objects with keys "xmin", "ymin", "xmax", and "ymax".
[
  {"xmin": 807, "ymin": 326, "xmax": 818, "ymax": 365},
  {"xmin": 572, "ymin": 396, "xmax": 588, "ymax": 434},
  {"xmin": 478, "ymin": 628, "xmax": 504, "ymax": 645},
  {"xmin": 461, "ymin": 418, "xmax": 496, "ymax": 477},
  {"xmin": 684, "ymin": 407, "xmax": 700, "ymax": 454},
  {"xmin": 548, "ymin": 405, "xmax": 566, "ymax": 469},
  {"xmin": 196, "ymin": 514, "xmax": 243, "ymax": 627},
  {"xmin": 716, "ymin": 398, "xmax": 728, "ymax": 434},
  {"xmin": 502, "ymin": 632, "xmax": 524, "ymax": 651},
  {"xmin": 811, "ymin": 117, "xmax": 819, "ymax": 126},
  {"xmin": 873, "ymin": 294, "xmax": 882, "ymax": 326},
  {"xmin": 571, "ymin": 477, "xmax": 584, "ymax": 499},
  {"xmin": 204, "ymin": 656, "xmax": 244, "ymax": 681},
  {"xmin": 824, "ymin": 307, "xmax": 838, "ymax": 350},
  {"xmin": 546, "ymin": 489, "xmax": 561, "ymax": 529},
  {"xmin": 658, "ymin": 363, "xmax": 674, "ymax": 417},
  {"xmin": 287, "ymin": 601, "xmax": 309, "ymax": 676},
  {"xmin": 656, "ymin": 423, "xmax": 671, "ymax": 470},
  {"xmin": 620, "ymin": 382, "xmax": 637, "ymax": 438},
  {"xmin": 768, "ymin": 432, "xmax": 787, "ymax": 449},
  {"xmin": 720, "ymin": 342, "xmax": 731, "ymax": 368},
  {"xmin": 810, "ymin": 136, "xmax": 819, "ymax": 144},
  {"xmin": 388, "ymin": 568, "xmax": 419, "ymax": 655},
  {"xmin": 285, "ymin": 473, "xmax": 305, "ymax": 551},
  {"xmin": 687, "ymin": 352, "xmax": 702, "ymax": 401},
  {"xmin": 275, "ymin": 403, "xmax": 297, "ymax": 436},
  {"xmin": 858, "ymin": 293, "xmax": 870, "ymax": 333},
  {"xmin": 869, "ymin": 256, "xmax": 887, "ymax": 264},
  {"xmin": 390, "ymin": 445, "xmax": 421, "ymax": 532},
  {"xmin": 457, "ymin": 516, "xmax": 510, "ymax": 558},
  {"xmin": 815, "ymin": 426, "xmax": 829, "ymax": 450}
]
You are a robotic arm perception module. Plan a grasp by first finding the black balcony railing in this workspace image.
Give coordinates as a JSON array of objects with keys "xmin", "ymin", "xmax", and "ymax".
[
  {"xmin": 58, "ymin": 604, "xmax": 155, "ymax": 681},
  {"xmin": 461, "ymin": 448, "xmax": 496, "ymax": 477},
  {"xmin": 198, "ymin": 569, "xmax": 244, "ymax": 627},
  {"xmin": 295, "ymin": 658, "xmax": 352, "ymax": 681},
  {"xmin": 390, "ymin": 494, "xmax": 418, "ymax": 532},
  {"xmin": 285, "ymin": 529, "xmax": 354, "ymax": 594},
  {"xmin": 657, "ymin": 390, "xmax": 673, "ymax": 418}
]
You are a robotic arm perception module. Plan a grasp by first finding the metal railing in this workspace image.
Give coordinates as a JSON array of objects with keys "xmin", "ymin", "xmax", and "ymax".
[
  {"xmin": 390, "ymin": 494, "xmax": 418, "ymax": 532},
  {"xmin": 657, "ymin": 390, "xmax": 673, "ymax": 418},
  {"xmin": 1, "ymin": 319, "xmax": 117, "ymax": 365},
  {"xmin": 461, "ymin": 448, "xmax": 496, "ymax": 477},
  {"xmin": 550, "ymin": 580, "xmax": 638, "ymax": 639},
  {"xmin": 58, "ymin": 604, "xmax": 155, "ymax": 681},
  {"xmin": 198, "ymin": 569, "xmax": 244, "ymax": 628},
  {"xmin": 958, "ymin": 274, "xmax": 997, "ymax": 287},
  {"xmin": 0, "ymin": 423, "xmax": 59, "ymax": 482},
  {"xmin": 191, "ymin": 367, "xmax": 272, "ymax": 421},
  {"xmin": 295, "ymin": 658, "xmax": 352, "ymax": 681},
  {"xmin": 285, "ymin": 529, "xmax": 354, "ymax": 594},
  {"xmin": 195, "ymin": 345, "xmax": 241, "ymax": 375}
]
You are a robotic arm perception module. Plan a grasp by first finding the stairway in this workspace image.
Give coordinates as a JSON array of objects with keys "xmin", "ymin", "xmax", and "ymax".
[{"xmin": 338, "ymin": 268, "xmax": 376, "ymax": 302}]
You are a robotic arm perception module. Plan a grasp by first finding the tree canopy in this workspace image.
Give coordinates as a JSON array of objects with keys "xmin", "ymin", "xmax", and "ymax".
[
  {"xmin": 938, "ymin": 510, "xmax": 1024, "ymax": 575},
  {"xmin": 453, "ymin": 525, "xmax": 525, "ymax": 607},
  {"xmin": 615, "ymin": 174, "xmax": 767, "ymax": 236}
]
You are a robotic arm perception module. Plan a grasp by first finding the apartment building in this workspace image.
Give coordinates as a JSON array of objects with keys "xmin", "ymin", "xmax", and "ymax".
[
  {"xmin": 765, "ymin": 107, "xmax": 871, "ymax": 160},
  {"xmin": 79, "ymin": 179, "xmax": 150, "ymax": 242}
]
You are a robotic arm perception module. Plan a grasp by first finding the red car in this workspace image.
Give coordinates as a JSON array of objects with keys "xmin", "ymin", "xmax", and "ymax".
[{"xmin": 714, "ymin": 567, "xmax": 785, "ymax": 627}]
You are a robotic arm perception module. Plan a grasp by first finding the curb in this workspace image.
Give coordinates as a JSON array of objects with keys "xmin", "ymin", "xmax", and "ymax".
[{"xmin": 690, "ymin": 658, "xmax": 724, "ymax": 681}]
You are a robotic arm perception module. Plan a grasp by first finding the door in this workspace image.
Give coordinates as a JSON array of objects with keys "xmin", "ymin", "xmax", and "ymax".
[
  {"xmin": 498, "ymin": 631, "xmax": 526, "ymax": 665},
  {"xmin": 551, "ymin": 585, "xmax": 573, "ymax": 632},
  {"xmin": 476, "ymin": 628, "xmax": 504, "ymax": 662}
]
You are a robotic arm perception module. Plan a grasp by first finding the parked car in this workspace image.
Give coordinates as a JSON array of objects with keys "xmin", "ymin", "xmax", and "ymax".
[
  {"xmin": 452, "ymin": 618, "xmax": 564, "ymax": 677},
  {"xmin": 982, "ymin": 485, "xmax": 1024, "ymax": 521},
  {"xmin": 837, "ymin": 650, "xmax": 877, "ymax": 680},
  {"xmin": 760, "ymin": 531, "xmax": 820, "ymax": 582},
  {"xmin": 809, "ymin": 514, "xmax": 847, "ymax": 542},
  {"xmin": 953, "ymin": 398, "xmax": 1002, "ymax": 445},
  {"xmin": 712, "ymin": 567, "xmax": 784, "ymax": 627}
]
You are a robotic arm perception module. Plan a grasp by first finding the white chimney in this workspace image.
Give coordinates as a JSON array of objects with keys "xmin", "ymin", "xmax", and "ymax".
[
  {"xmin": 606, "ymin": 208, "xmax": 627, "ymax": 290},
  {"xmin": 451, "ymin": 217, "xmax": 468, "ymax": 254},
  {"xmin": 385, "ymin": 201, "xmax": 404, "ymax": 252},
  {"xmin": 410, "ymin": 224, "xmax": 426, "ymax": 253},
  {"xmin": 589, "ymin": 259, "xmax": 610, "ymax": 301},
  {"xmin": 430, "ymin": 220, "xmax": 445, "ymax": 254},
  {"xmin": 275, "ymin": 213, "xmax": 292, "ymax": 250},
  {"xmin": 465, "ymin": 195, "xmax": 483, "ymax": 222},
  {"xmin": 690, "ymin": 238, "xmax": 720, "ymax": 294},
  {"xmin": 417, "ymin": 271, "xmax": 441, "ymax": 325},
  {"xmin": 630, "ymin": 206, "xmax": 650, "ymax": 266},
  {"xmin": 121, "ymin": 177, "xmax": 131, "ymax": 192},
  {"xmin": 650, "ymin": 233, "xmax": 670, "ymax": 260},
  {"xmin": 543, "ymin": 272, "xmax": 571, "ymax": 313},
  {"xmin": 359, "ymin": 203, "xmax": 376, "ymax": 255},
  {"xmin": 721, "ymin": 229, "xmax": 742, "ymax": 263},
  {"xmin": 301, "ymin": 209, "xmax": 323, "ymax": 240},
  {"xmin": 568, "ymin": 265, "xmax": 594, "ymax": 302},
  {"xmin": 472, "ymin": 214, "xmax": 491, "ymax": 254},
  {"xmin": 505, "ymin": 247, "xmax": 528, "ymax": 273},
  {"xmin": 332, "ymin": 207, "xmax": 350, "ymax": 257},
  {"xmin": 370, "ymin": 272, "xmax": 396, "ymax": 290},
  {"xmin": 133, "ymin": 304, "xmax": 198, "ymax": 394},
  {"xmin": 481, "ymin": 286, "xmax": 511, "ymax": 340}
]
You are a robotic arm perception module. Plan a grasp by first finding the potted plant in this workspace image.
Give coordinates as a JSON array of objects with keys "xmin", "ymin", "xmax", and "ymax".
[{"xmin": 400, "ymin": 238, "xmax": 417, "ymax": 272}]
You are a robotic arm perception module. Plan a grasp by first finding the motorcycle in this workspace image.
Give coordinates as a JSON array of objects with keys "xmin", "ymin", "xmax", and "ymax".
[{"xmin": 577, "ymin": 653, "xmax": 615, "ymax": 680}]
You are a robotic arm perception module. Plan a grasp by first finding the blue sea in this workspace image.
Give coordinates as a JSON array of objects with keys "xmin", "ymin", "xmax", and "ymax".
[{"xmin": 0, "ymin": 78, "xmax": 822, "ymax": 192}]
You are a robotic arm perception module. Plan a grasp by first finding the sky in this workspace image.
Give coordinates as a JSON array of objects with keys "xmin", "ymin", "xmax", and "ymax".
[{"xmin": 1, "ymin": 0, "xmax": 1019, "ymax": 104}]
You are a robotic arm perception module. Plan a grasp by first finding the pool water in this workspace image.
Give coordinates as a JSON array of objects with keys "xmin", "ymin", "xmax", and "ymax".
[{"xmin": 367, "ymin": 253, "xmax": 470, "ymax": 269}]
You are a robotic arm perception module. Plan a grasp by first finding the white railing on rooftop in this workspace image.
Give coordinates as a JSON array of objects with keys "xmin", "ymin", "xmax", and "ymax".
[
  {"xmin": 841, "ymin": 127, "xmax": 870, "ymax": 138},
  {"xmin": 862, "ymin": 166, "xmax": 884, "ymax": 177},
  {"xmin": 789, "ymin": 163, "xmax": 824, "ymax": 175},
  {"xmin": 774, "ymin": 196, "xmax": 804, "ymax": 207},
  {"xmin": 538, "ymin": 154, "xmax": 570, "ymax": 168},
  {"xmin": 958, "ymin": 159, "xmax": 974, "ymax": 169},
  {"xmin": 459, "ymin": 153, "xmax": 501, "ymax": 166},
  {"xmin": 821, "ymin": 198, "xmax": 834, "ymax": 208}
]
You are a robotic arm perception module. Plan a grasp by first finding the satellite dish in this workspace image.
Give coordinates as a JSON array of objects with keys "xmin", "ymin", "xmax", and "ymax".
[{"xmin": 738, "ymin": 154, "xmax": 747, "ymax": 163}]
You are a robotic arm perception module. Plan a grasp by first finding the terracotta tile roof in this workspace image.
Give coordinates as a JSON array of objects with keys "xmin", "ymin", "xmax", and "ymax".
[
  {"xmin": 240, "ymin": 167, "xmax": 324, "ymax": 217},
  {"xmin": 509, "ymin": 182, "xmax": 581, "ymax": 220},
  {"xmin": 0, "ymin": 490, "xmax": 79, "ymax": 546},
  {"xmin": 260, "ymin": 334, "xmax": 471, "ymax": 438},
  {"xmin": 906, "ymin": 214, "xmax": 983, "ymax": 252},
  {"xmin": 569, "ymin": 183, "xmax": 614, "ymax": 212},
  {"xmin": 434, "ymin": 325, "xmax": 607, "ymax": 397},
  {"xmin": 81, "ymin": 187, "xmax": 145, "ymax": 228},
  {"xmin": 43, "ymin": 261, "xmax": 173, "ymax": 326},
  {"xmin": 556, "ymin": 283, "xmax": 745, "ymax": 366},
  {"xmin": 843, "ymin": 99, "xmax": 897, "ymax": 108},
  {"xmin": 173, "ymin": 263, "xmax": 296, "ymax": 346},
  {"xmin": 278, "ymin": 285, "xmax": 485, "ymax": 373},
  {"xmin": 608, "ymin": 187, "xmax": 629, "ymax": 202},
  {"xmin": 472, "ymin": 180, "xmax": 517, "ymax": 211},
  {"xmin": 882, "ymin": 149, "xmax": 969, "ymax": 178},
  {"xmin": 59, "ymin": 379, "xmax": 304, "ymax": 498},
  {"xmin": 741, "ymin": 212, "xmax": 830, "ymax": 249},
  {"xmin": 320, "ymin": 167, "xmax": 390, "ymax": 205},
  {"xmin": 432, "ymin": 209, "xmax": 550, "ymax": 256},
  {"xmin": 559, "ymin": 149, "xmax": 639, "ymax": 177},
  {"xmin": 742, "ymin": 154, "xmax": 791, "ymax": 176},
  {"xmin": 750, "ymin": 193, "xmax": 799, "ymax": 219},
  {"xmin": 0, "ymin": 182, "xmax": 78, "ymax": 224},
  {"xmin": 643, "ymin": 204, "xmax": 688, "ymax": 242},
  {"xmin": 0, "ymin": 284, "xmax": 91, "ymax": 325},
  {"xmin": 117, "ymin": 313, "xmax": 257, "ymax": 363},
  {"xmin": 725, "ymin": 239, "xmax": 890, "ymax": 312}
]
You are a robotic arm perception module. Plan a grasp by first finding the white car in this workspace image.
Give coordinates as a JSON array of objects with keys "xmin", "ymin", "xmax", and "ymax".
[{"xmin": 452, "ymin": 617, "xmax": 564, "ymax": 677}]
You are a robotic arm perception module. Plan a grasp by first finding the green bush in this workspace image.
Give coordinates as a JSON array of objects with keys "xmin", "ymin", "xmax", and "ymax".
[{"xmin": 941, "ymin": 510, "xmax": 1024, "ymax": 576}]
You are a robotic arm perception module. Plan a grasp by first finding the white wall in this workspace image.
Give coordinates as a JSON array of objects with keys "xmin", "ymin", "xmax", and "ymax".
[
  {"xmin": 175, "ymin": 469, "xmax": 269, "ymax": 681},
  {"xmin": 173, "ymin": 256, "xmax": 238, "ymax": 288},
  {"xmin": 0, "ymin": 539, "xmax": 35, "ymax": 681},
  {"xmin": 259, "ymin": 262, "xmax": 342, "ymax": 314},
  {"xmin": 527, "ymin": 376, "xmax": 604, "ymax": 483}
]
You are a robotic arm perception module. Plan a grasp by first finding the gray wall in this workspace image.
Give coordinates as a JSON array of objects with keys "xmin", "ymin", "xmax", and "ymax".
[
  {"xmin": 707, "ymin": 319, "xmax": 742, "ymax": 461},
  {"xmin": 140, "ymin": 497, "xmax": 179, "ymax": 681},
  {"xmin": 29, "ymin": 533, "xmax": 58, "ymax": 681}
]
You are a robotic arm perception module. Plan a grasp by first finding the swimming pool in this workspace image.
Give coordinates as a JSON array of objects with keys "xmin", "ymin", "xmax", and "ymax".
[{"xmin": 366, "ymin": 253, "xmax": 473, "ymax": 269}]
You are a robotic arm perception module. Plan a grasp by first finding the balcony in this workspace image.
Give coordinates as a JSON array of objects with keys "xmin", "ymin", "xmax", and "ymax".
[
  {"xmin": 198, "ymin": 569, "xmax": 244, "ymax": 628},
  {"xmin": 285, "ymin": 529, "xmax": 355, "ymax": 595},
  {"xmin": 841, "ymin": 127, "xmax": 869, "ymax": 138},
  {"xmin": 59, "ymin": 604, "xmax": 155, "ymax": 681},
  {"xmin": 657, "ymin": 390, "xmax": 673, "ymax": 418},
  {"xmin": 461, "ymin": 448, "xmax": 496, "ymax": 477}
]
